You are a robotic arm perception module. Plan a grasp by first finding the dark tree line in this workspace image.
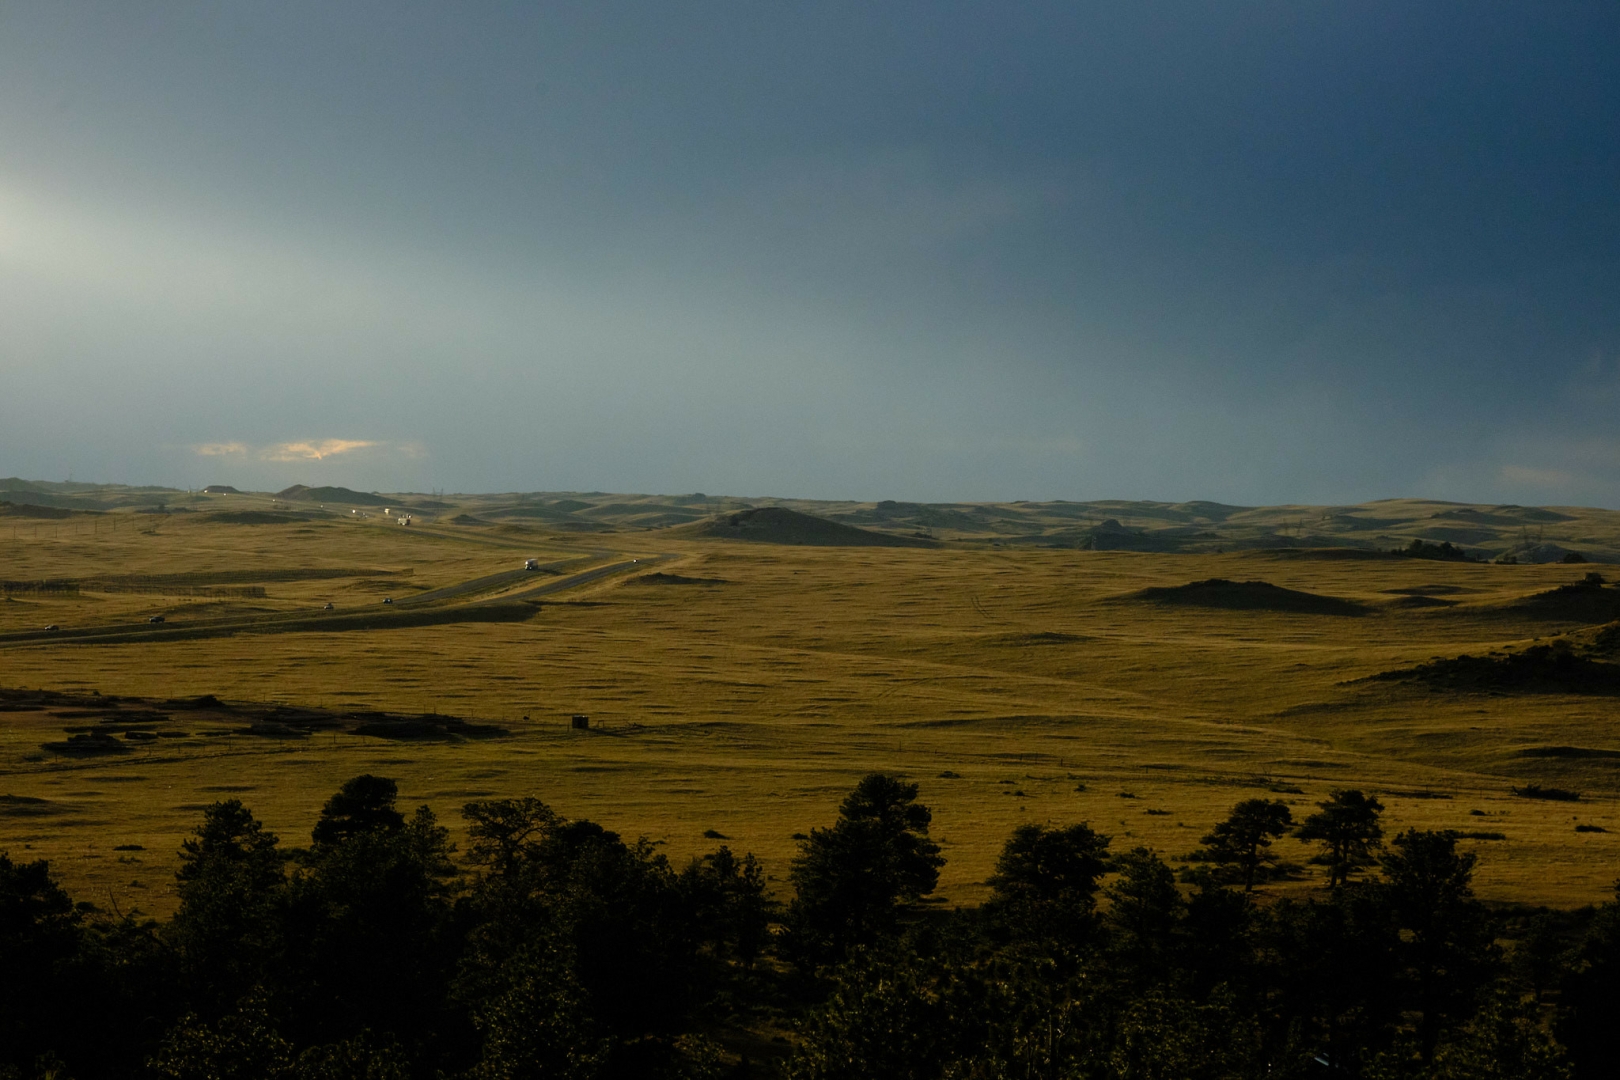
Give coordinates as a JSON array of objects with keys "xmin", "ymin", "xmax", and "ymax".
[
  {"xmin": 2, "ymin": 774, "xmax": 1619, "ymax": 1079},
  {"xmin": 1399, "ymin": 540, "xmax": 1476, "ymax": 562}
]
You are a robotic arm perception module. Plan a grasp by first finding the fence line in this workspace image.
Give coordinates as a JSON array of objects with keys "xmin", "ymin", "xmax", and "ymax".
[{"xmin": 1, "ymin": 581, "xmax": 268, "ymax": 597}]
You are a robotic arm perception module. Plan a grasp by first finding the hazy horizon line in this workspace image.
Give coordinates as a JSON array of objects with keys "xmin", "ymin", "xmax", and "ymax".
[{"xmin": 4, "ymin": 475, "xmax": 1614, "ymax": 514}]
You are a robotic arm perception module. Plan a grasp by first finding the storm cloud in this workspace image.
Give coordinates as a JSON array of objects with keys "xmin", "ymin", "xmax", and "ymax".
[{"xmin": 2, "ymin": 3, "xmax": 1616, "ymax": 504}]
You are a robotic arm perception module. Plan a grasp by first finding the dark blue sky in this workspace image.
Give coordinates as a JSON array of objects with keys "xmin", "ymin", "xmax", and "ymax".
[{"xmin": 2, "ymin": 2, "xmax": 1617, "ymax": 504}]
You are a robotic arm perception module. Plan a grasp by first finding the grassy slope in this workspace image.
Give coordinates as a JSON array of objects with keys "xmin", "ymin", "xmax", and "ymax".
[{"xmin": 2, "ymin": 486, "xmax": 1619, "ymax": 915}]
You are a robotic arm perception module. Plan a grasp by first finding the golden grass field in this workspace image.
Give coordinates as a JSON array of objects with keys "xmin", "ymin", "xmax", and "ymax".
[{"xmin": 4, "ymin": 489, "xmax": 1620, "ymax": 916}]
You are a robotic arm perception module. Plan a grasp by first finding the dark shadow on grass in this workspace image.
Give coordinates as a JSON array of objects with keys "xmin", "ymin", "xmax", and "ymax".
[{"xmin": 1124, "ymin": 578, "xmax": 1367, "ymax": 616}]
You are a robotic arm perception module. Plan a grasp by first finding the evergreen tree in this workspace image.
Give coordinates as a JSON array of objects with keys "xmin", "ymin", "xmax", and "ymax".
[
  {"xmin": 0, "ymin": 855, "xmax": 81, "ymax": 1074},
  {"xmin": 458, "ymin": 799, "xmax": 706, "ymax": 1075},
  {"xmin": 1296, "ymin": 790, "xmax": 1385, "ymax": 889},
  {"xmin": 169, "ymin": 800, "xmax": 285, "ymax": 1011},
  {"xmin": 1263, "ymin": 886, "xmax": 1402, "ymax": 1073},
  {"xmin": 149, "ymin": 998, "xmax": 291, "ymax": 1080},
  {"xmin": 1104, "ymin": 847, "xmax": 1185, "ymax": 989},
  {"xmin": 1381, "ymin": 830, "xmax": 1499, "ymax": 1064},
  {"xmin": 986, "ymin": 822, "xmax": 1111, "ymax": 947},
  {"xmin": 463, "ymin": 797, "xmax": 560, "ymax": 877},
  {"xmin": 679, "ymin": 845, "xmax": 775, "ymax": 967},
  {"xmin": 783, "ymin": 950, "xmax": 957, "ymax": 1080},
  {"xmin": 68, "ymin": 909, "xmax": 181, "ymax": 1077},
  {"xmin": 1427, "ymin": 989, "xmax": 1571, "ymax": 1080},
  {"xmin": 1199, "ymin": 799, "xmax": 1294, "ymax": 891},
  {"xmin": 1108, "ymin": 990, "xmax": 1259, "ymax": 1080},
  {"xmin": 276, "ymin": 779, "xmax": 460, "ymax": 1061},
  {"xmin": 1181, "ymin": 880, "xmax": 1256, "ymax": 1002},
  {"xmin": 289, "ymin": 1032, "xmax": 411, "ymax": 1080},
  {"xmin": 1556, "ymin": 882, "xmax": 1620, "ymax": 1080},
  {"xmin": 787, "ymin": 774, "xmax": 944, "ymax": 967},
  {"xmin": 310, "ymin": 775, "xmax": 406, "ymax": 847},
  {"xmin": 466, "ymin": 944, "xmax": 610, "ymax": 1080}
]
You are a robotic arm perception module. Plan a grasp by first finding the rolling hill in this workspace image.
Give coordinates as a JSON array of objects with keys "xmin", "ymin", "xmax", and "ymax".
[{"xmin": 673, "ymin": 506, "xmax": 937, "ymax": 547}]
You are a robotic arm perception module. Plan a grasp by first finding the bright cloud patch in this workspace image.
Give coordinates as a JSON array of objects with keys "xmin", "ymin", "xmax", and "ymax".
[
  {"xmin": 193, "ymin": 442, "xmax": 249, "ymax": 456},
  {"xmin": 260, "ymin": 439, "xmax": 378, "ymax": 462}
]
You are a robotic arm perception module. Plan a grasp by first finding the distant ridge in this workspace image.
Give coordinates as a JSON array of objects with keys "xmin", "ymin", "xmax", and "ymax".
[
  {"xmin": 5, "ymin": 480, "xmax": 1620, "ymax": 558},
  {"xmin": 275, "ymin": 485, "xmax": 390, "ymax": 506},
  {"xmin": 676, "ymin": 506, "xmax": 935, "ymax": 547},
  {"xmin": 0, "ymin": 501, "xmax": 81, "ymax": 519}
]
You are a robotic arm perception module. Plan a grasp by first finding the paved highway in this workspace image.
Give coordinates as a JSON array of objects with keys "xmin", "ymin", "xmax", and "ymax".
[
  {"xmin": 496, "ymin": 555, "xmax": 668, "ymax": 602},
  {"xmin": 0, "ymin": 553, "xmax": 672, "ymax": 646},
  {"xmin": 396, "ymin": 553, "xmax": 607, "ymax": 606}
]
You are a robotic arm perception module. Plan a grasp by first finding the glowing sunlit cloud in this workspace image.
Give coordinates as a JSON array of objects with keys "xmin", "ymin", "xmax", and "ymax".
[
  {"xmin": 260, "ymin": 439, "xmax": 378, "ymax": 462},
  {"xmin": 192, "ymin": 442, "xmax": 249, "ymax": 456}
]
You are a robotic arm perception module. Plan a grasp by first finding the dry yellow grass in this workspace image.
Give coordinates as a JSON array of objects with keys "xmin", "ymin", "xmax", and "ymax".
[{"xmin": 3, "ymin": 499, "xmax": 1619, "ymax": 916}]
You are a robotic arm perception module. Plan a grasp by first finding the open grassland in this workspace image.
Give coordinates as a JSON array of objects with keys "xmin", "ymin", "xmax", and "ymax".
[{"xmin": 4, "ymin": 493, "xmax": 1620, "ymax": 915}]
